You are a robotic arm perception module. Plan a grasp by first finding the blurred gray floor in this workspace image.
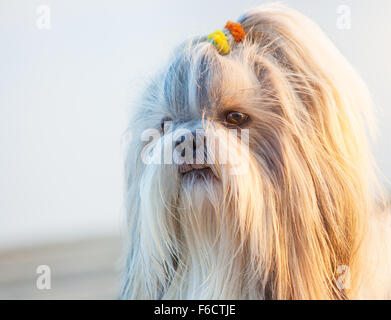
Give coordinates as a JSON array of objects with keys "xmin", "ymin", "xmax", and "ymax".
[{"xmin": 0, "ymin": 236, "xmax": 121, "ymax": 299}]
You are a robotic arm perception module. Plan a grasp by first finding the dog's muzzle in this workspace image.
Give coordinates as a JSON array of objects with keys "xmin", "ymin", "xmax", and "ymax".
[
  {"xmin": 179, "ymin": 163, "xmax": 210, "ymax": 174},
  {"xmin": 175, "ymin": 129, "xmax": 210, "ymax": 174}
]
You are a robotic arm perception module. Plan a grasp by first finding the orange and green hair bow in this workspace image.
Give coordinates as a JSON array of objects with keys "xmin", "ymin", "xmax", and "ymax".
[{"xmin": 206, "ymin": 21, "xmax": 246, "ymax": 55}]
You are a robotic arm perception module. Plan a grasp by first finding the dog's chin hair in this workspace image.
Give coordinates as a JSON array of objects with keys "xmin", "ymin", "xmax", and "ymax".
[
  {"xmin": 167, "ymin": 175, "xmax": 243, "ymax": 299},
  {"xmin": 122, "ymin": 125, "xmax": 264, "ymax": 299}
]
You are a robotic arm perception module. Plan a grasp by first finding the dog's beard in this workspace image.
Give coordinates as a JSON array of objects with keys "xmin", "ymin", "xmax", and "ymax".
[
  {"xmin": 171, "ymin": 176, "xmax": 244, "ymax": 299},
  {"xmin": 130, "ymin": 126, "xmax": 265, "ymax": 299}
]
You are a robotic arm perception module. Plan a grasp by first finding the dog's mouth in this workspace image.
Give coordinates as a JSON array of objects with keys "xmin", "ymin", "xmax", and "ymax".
[{"xmin": 179, "ymin": 163, "xmax": 212, "ymax": 175}]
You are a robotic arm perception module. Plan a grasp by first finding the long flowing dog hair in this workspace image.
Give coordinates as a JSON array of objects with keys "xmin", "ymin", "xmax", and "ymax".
[{"xmin": 120, "ymin": 4, "xmax": 391, "ymax": 299}]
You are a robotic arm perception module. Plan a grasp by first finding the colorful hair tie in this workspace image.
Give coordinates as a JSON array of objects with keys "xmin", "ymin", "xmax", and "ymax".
[
  {"xmin": 206, "ymin": 21, "xmax": 246, "ymax": 55},
  {"xmin": 224, "ymin": 21, "xmax": 246, "ymax": 43},
  {"xmin": 207, "ymin": 30, "xmax": 230, "ymax": 55}
]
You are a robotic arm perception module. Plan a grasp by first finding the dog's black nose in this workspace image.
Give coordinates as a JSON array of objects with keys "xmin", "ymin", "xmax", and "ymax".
[
  {"xmin": 175, "ymin": 130, "xmax": 207, "ymax": 161},
  {"xmin": 192, "ymin": 130, "xmax": 207, "ymax": 159}
]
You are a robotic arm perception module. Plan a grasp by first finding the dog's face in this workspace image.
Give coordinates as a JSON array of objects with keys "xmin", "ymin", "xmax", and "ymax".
[
  {"xmin": 122, "ymin": 5, "xmax": 378, "ymax": 300},
  {"xmin": 139, "ymin": 44, "xmax": 261, "ymax": 177},
  {"xmin": 134, "ymin": 41, "xmax": 284, "ymax": 193}
]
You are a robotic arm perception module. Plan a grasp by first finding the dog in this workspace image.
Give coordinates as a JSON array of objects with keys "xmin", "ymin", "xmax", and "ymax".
[{"xmin": 120, "ymin": 3, "xmax": 391, "ymax": 299}]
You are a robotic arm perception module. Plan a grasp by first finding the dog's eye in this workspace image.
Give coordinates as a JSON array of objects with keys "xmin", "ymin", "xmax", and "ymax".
[{"xmin": 225, "ymin": 111, "xmax": 249, "ymax": 126}]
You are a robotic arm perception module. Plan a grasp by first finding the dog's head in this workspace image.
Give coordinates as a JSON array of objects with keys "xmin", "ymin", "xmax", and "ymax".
[{"xmin": 121, "ymin": 4, "xmax": 381, "ymax": 299}]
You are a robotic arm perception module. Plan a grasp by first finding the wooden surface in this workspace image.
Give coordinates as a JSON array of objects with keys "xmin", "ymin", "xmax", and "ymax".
[{"xmin": 0, "ymin": 236, "xmax": 122, "ymax": 299}]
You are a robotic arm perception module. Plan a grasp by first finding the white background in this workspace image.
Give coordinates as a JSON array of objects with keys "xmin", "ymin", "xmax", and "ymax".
[{"xmin": 0, "ymin": 0, "xmax": 390, "ymax": 248}]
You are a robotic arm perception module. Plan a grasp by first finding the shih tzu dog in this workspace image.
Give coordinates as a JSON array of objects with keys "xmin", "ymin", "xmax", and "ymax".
[{"xmin": 120, "ymin": 4, "xmax": 391, "ymax": 299}]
